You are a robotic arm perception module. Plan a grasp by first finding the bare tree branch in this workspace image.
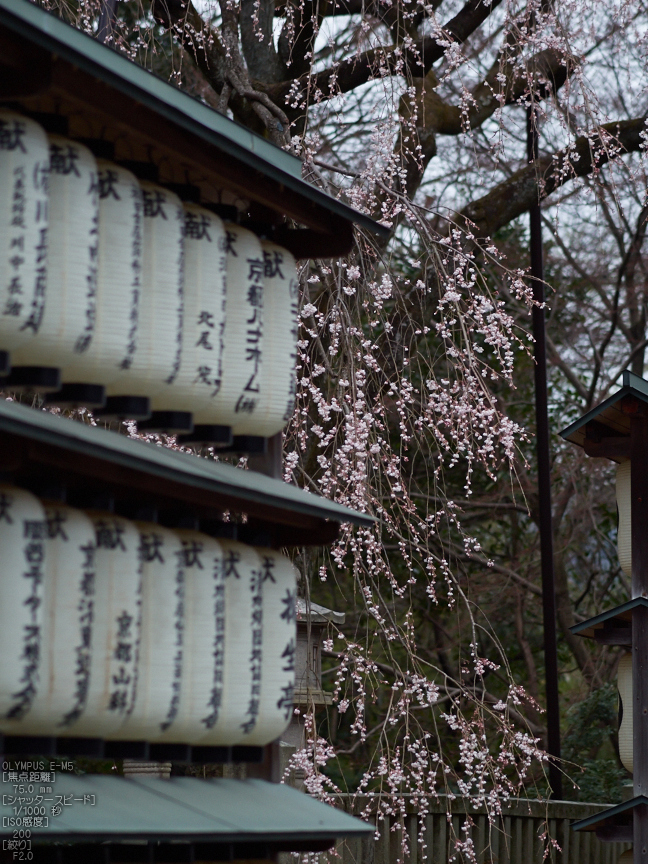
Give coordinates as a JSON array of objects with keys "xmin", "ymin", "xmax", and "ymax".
[
  {"xmin": 265, "ymin": 0, "xmax": 503, "ymax": 105},
  {"xmin": 459, "ymin": 116, "xmax": 647, "ymax": 239}
]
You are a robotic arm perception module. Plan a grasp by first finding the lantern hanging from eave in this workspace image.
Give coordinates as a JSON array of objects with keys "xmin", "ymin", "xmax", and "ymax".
[
  {"xmin": 52, "ymin": 160, "xmax": 143, "ymax": 411},
  {"xmin": 197, "ymin": 538, "xmax": 258, "ymax": 745},
  {"xmin": 149, "ymin": 528, "xmax": 223, "ymax": 745},
  {"xmin": 67, "ymin": 512, "xmax": 142, "ymax": 738},
  {"xmin": 9, "ymin": 135, "xmax": 98, "ymax": 394},
  {"xmin": 231, "ymin": 241, "xmax": 299, "ymax": 441},
  {"xmin": 0, "ymin": 486, "xmax": 46, "ymax": 726},
  {"xmin": 144, "ymin": 203, "xmax": 227, "ymax": 436},
  {"xmin": 616, "ymin": 460, "xmax": 631, "ymax": 579},
  {"xmin": 14, "ymin": 504, "xmax": 97, "ymax": 736},
  {"xmin": 180, "ymin": 219, "xmax": 265, "ymax": 445},
  {"xmin": 238, "ymin": 548, "xmax": 297, "ymax": 746},
  {"xmin": 618, "ymin": 650, "xmax": 633, "ymax": 774},
  {"xmin": 102, "ymin": 181, "xmax": 185, "ymax": 428},
  {"xmin": 106, "ymin": 521, "xmax": 185, "ymax": 741},
  {"xmin": 0, "ymin": 110, "xmax": 49, "ymax": 376}
]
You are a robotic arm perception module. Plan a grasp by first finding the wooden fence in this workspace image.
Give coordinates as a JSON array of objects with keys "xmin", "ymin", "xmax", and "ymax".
[{"xmin": 334, "ymin": 796, "xmax": 629, "ymax": 864}]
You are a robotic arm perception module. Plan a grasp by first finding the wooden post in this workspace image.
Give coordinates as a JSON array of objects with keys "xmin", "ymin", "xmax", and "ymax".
[
  {"xmin": 248, "ymin": 432, "xmax": 282, "ymax": 480},
  {"xmin": 629, "ymin": 402, "xmax": 648, "ymax": 861}
]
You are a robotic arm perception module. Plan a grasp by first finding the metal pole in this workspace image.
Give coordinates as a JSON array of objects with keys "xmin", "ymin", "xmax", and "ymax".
[
  {"xmin": 527, "ymin": 104, "xmax": 563, "ymax": 799},
  {"xmin": 629, "ymin": 404, "xmax": 648, "ymax": 861}
]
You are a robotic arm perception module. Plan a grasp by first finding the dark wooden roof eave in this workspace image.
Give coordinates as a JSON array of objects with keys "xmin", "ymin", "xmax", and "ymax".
[
  {"xmin": 0, "ymin": 399, "xmax": 374, "ymax": 547},
  {"xmin": 0, "ymin": 0, "xmax": 391, "ymax": 258}
]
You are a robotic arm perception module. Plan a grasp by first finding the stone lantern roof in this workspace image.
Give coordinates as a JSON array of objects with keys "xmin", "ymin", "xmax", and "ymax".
[{"xmin": 296, "ymin": 599, "xmax": 345, "ymax": 625}]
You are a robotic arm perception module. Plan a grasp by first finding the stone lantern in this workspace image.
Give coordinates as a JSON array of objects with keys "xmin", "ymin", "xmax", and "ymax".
[{"xmin": 279, "ymin": 600, "xmax": 344, "ymax": 787}]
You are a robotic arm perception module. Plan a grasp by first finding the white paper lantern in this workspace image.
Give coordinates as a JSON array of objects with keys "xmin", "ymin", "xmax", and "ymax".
[
  {"xmin": 105, "ymin": 182, "xmax": 184, "ymax": 403},
  {"xmin": 190, "ymin": 223, "xmax": 265, "ymax": 430},
  {"xmin": 198, "ymin": 539, "xmax": 258, "ymax": 745},
  {"xmin": 107, "ymin": 522, "xmax": 185, "ymax": 741},
  {"xmin": 232, "ymin": 243, "xmax": 299, "ymax": 439},
  {"xmin": 0, "ymin": 111, "xmax": 49, "ymax": 365},
  {"xmin": 238, "ymin": 548, "xmax": 297, "ymax": 746},
  {"xmin": 617, "ymin": 461, "xmax": 632, "ymax": 579},
  {"xmin": 149, "ymin": 204, "xmax": 226, "ymax": 416},
  {"xmin": 149, "ymin": 529, "xmax": 223, "ymax": 744},
  {"xmin": 68, "ymin": 512, "xmax": 142, "ymax": 738},
  {"xmin": 59, "ymin": 160, "xmax": 143, "ymax": 388},
  {"xmin": 16, "ymin": 504, "xmax": 97, "ymax": 735},
  {"xmin": 0, "ymin": 486, "xmax": 47, "ymax": 727},
  {"xmin": 618, "ymin": 651, "xmax": 633, "ymax": 773},
  {"xmin": 11, "ymin": 135, "xmax": 98, "ymax": 376}
]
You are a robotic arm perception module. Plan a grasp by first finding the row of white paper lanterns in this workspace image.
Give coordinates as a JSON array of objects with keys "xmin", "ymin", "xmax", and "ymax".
[
  {"xmin": 0, "ymin": 485, "xmax": 297, "ymax": 746},
  {"xmin": 0, "ymin": 109, "xmax": 299, "ymax": 437}
]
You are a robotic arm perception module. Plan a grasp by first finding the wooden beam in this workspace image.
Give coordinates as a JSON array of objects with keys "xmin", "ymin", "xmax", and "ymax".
[
  {"xmin": 596, "ymin": 825, "xmax": 633, "ymax": 843},
  {"xmin": 594, "ymin": 627, "xmax": 632, "ymax": 646},
  {"xmin": 583, "ymin": 436, "xmax": 631, "ymax": 460}
]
